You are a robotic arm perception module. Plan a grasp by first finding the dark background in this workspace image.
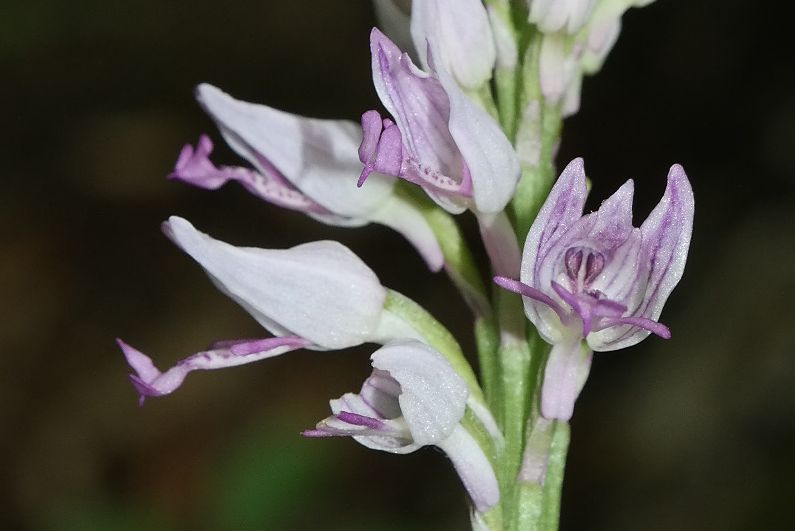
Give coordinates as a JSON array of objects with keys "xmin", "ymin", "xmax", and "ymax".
[{"xmin": 2, "ymin": 1, "xmax": 793, "ymax": 529}]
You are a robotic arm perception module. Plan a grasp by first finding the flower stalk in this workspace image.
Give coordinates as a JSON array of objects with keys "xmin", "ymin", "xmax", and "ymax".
[{"xmin": 118, "ymin": 2, "xmax": 689, "ymax": 529}]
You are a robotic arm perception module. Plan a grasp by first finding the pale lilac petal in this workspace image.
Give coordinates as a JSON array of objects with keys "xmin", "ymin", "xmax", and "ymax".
[
  {"xmin": 164, "ymin": 217, "xmax": 387, "ymax": 350},
  {"xmin": 410, "ymin": 0, "xmax": 496, "ymax": 89},
  {"xmin": 371, "ymin": 340, "xmax": 468, "ymax": 446},
  {"xmin": 169, "ymin": 135, "xmax": 327, "ymax": 215},
  {"xmin": 599, "ymin": 165, "xmax": 693, "ymax": 350},
  {"xmin": 590, "ymin": 179, "xmax": 635, "ymax": 245},
  {"xmin": 369, "ymin": 28, "xmax": 469, "ymax": 213},
  {"xmin": 117, "ymin": 336, "xmax": 307, "ymax": 405},
  {"xmin": 195, "ymin": 84, "xmax": 395, "ymax": 220},
  {"xmin": 436, "ymin": 425, "xmax": 500, "ymax": 511},
  {"xmin": 438, "ymin": 63, "xmax": 520, "ymax": 213},
  {"xmin": 540, "ymin": 340, "xmax": 592, "ymax": 421},
  {"xmin": 520, "ymin": 158, "xmax": 588, "ymax": 339}
]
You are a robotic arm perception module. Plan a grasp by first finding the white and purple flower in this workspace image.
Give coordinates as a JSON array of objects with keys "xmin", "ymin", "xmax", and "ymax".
[
  {"xmin": 496, "ymin": 158, "xmax": 694, "ymax": 419},
  {"xmin": 358, "ymin": 29, "xmax": 519, "ymax": 215},
  {"xmin": 170, "ymin": 84, "xmax": 443, "ymax": 271},
  {"xmin": 119, "ymin": 216, "xmax": 394, "ymax": 403},
  {"xmin": 304, "ymin": 339, "xmax": 500, "ymax": 512}
]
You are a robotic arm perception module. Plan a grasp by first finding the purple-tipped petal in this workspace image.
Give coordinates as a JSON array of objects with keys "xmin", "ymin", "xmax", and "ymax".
[
  {"xmin": 589, "ymin": 179, "xmax": 635, "ymax": 246},
  {"xmin": 117, "ymin": 336, "xmax": 307, "ymax": 404},
  {"xmin": 598, "ymin": 165, "xmax": 693, "ymax": 350}
]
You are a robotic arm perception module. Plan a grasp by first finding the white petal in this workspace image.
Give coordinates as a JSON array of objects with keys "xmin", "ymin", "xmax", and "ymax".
[
  {"xmin": 371, "ymin": 340, "xmax": 468, "ymax": 446},
  {"xmin": 437, "ymin": 66, "xmax": 520, "ymax": 213},
  {"xmin": 436, "ymin": 425, "xmax": 501, "ymax": 511},
  {"xmin": 411, "ymin": 0, "xmax": 496, "ymax": 90},
  {"xmin": 196, "ymin": 84, "xmax": 396, "ymax": 219},
  {"xmin": 164, "ymin": 217, "xmax": 386, "ymax": 349},
  {"xmin": 540, "ymin": 339, "xmax": 592, "ymax": 420}
]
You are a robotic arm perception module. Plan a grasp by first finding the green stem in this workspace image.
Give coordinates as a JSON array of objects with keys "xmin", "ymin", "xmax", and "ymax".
[
  {"xmin": 475, "ymin": 316, "xmax": 500, "ymax": 408},
  {"xmin": 539, "ymin": 421, "xmax": 571, "ymax": 529}
]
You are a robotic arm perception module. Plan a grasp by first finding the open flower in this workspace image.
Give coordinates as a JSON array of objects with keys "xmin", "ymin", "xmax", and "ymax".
[
  {"xmin": 118, "ymin": 216, "xmax": 395, "ymax": 403},
  {"xmin": 496, "ymin": 158, "xmax": 694, "ymax": 419},
  {"xmin": 170, "ymin": 84, "xmax": 443, "ymax": 271},
  {"xmin": 358, "ymin": 29, "xmax": 519, "ymax": 215},
  {"xmin": 304, "ymin": 339, "xmax": 500, "ymax": 512}
]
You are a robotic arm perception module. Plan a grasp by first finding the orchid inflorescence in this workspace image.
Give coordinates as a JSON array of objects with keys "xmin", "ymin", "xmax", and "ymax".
[{"xmin": 118, "ymin": 1, "xmax": 693, "ymax": 529}]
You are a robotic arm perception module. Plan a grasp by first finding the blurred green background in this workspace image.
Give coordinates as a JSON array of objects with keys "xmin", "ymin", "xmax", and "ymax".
[{"xmin": 2, "ymin": 1, "xmax": 793, "ymax": 529}]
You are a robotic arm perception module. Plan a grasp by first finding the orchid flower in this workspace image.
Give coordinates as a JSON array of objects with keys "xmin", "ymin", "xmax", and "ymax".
[
  {"xmin": 358, "ymin": 29, "xmax": 519, "ymax": 215},
  {"xmin": 304, "ymin": 339, "xmax": 500, "ymax": 512},
  {"xmin": 496, "ymin": 158, "xmax": 694, "ymax": 420},
  {"xmin": 170, "ymin": 84, "xmax": 443, "ymax": 271},
  {"xmin": 118, "ymin": 216, "xmax": 399, "ymax": 403}
]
